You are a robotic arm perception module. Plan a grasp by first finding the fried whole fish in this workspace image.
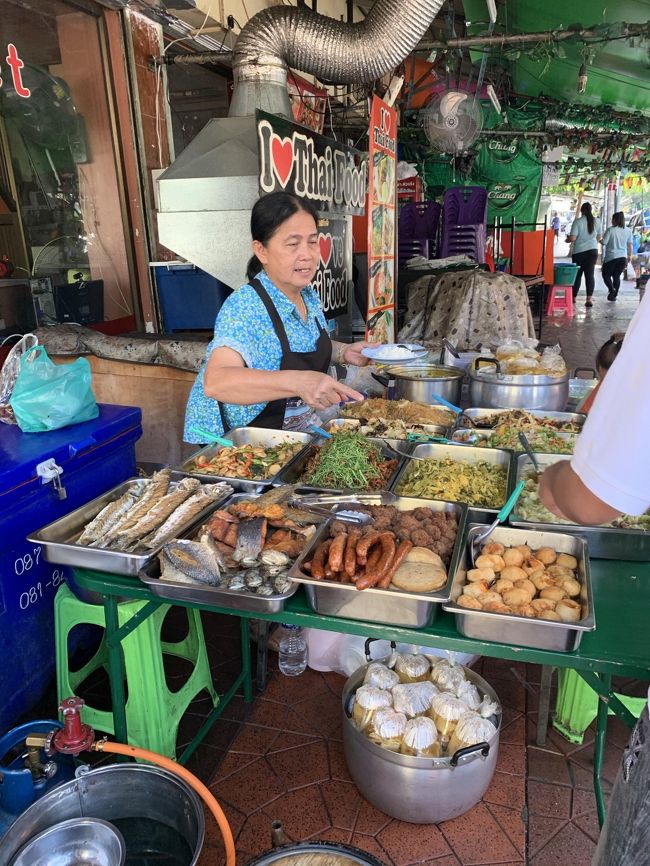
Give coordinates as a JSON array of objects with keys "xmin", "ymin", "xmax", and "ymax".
[
  {"xmin": 77, "ymin": 488, "xmax": 140, "ymax": 546},
  {"xmin": 110, "ymin": 477, "xmax": 200, "ymax": 549},
  {"xmin": 141, "ymin": 482, "xmax": 232, "ymax": 550},
  {"xmin": 101, "ymin": 469, "xmax": 172, "ymax": 544},
  {"xmin": 159, "ymin": 537, "xmax": 225, "ymax": 586}
]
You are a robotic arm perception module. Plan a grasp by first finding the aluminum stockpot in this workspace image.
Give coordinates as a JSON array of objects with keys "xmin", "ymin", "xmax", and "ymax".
[
  {"xmin": 372, "ymin": 364, "xmax": 464, "ymax": 406},
  {"xmin": 0, "ymin": 764, "xmax": 204, "ymax": 866},
  {"xmin": 342, "ymin": 657, "xmax": 501, "ymax": 824},
  {"xmin": 469, "ymin": 358, "xmax": 569, "ymax": 411},
  {"xmin": 9, "ymin": 818, "xmax": 126, "ymax": 866}
]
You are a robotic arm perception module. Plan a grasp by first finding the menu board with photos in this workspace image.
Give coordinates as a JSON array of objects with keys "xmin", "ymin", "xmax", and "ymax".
[{"xmin": 365, "ymin": 96, "xmax": 397, "ymax": 344}]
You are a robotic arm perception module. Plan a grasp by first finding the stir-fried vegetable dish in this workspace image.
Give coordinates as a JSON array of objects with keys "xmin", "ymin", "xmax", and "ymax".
[
  {"xmin": 302, "ymin": 431, "xmax": 397, "ymax": 490},
  {"xmin": 397, "ymin": 458, "xmax": 508, "ymax": 508},
  {"xmin": 461, "ymin": 409, "xmax": 583, "ymax": 433},
  {"xmin": 189, "ymin": 442, "xmax": 303, "ymax": 480},
  {"xmin": 454, "ymin": 426, "xmax": 576, "ymax": 454}
]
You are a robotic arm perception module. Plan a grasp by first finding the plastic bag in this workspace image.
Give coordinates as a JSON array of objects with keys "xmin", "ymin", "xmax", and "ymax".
[
  {"xmin": 0, "ymin": 334, "xmax": 38, "ymax": 424},
  {"xmin": 10, "ymin": 346, "xmax": 98, "ymax": 432}
]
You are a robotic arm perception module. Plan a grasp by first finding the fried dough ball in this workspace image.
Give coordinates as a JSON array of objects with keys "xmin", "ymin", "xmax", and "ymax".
[
  {"xmin": 540, "ymin": 586, "xmax": 567, "ymax": 602},
  {"xmin": 467, "ymin": 567, "xmax": 495, "ymax": 582},
  {"xmin": 523, "ymin": 558, "xmax": 545, "ymax": 575},
  {"xmin": 531, "ymin": 598, "xmax": 556, "ymax": 613},
  {"xmin": 556, "ymin": 599, "xmax": 582, "ymax": 622},
  {"xmin": 538, "ymin": 609, "xmax": 562, "ymax": 621},
  {"xmin": 475, "ymin": 554, "xmax": 505, "ymax": 572},
  {"xmin": 492, "ymin": 578, "xmax": 514, "ymax": 594},
  {"xmin": 516, "ymin": 544, "xmax": 532, "ymax": 560},
  {"xmin": 559, "ymin": 577, "xmax": 581, "ymax": 597},
  {"xmin": 535, "ymin": 547, "xmax": 557, "ymax": 565},
  {"xmin": 502, "ymin": 587, "xmax": 533, "ymax": 607},
  {"xmin": 482, "ymin": 601, "xmax": 512, "ymax": 614},
  {"xmin": 531, "ymin": 572, "xmax": 555, "ymax": 591},
  {"xmin": 502, "ymin": 548, "xmax": 525, "ymax": 568},
  {"xmin": 501, "ymin": 565, "xmax": 528, "ymax": 582},
  {"xmin": 463, "ymin": 581, "xmax": 490, "ymax": 598},
  {"xmin": 458, "ymin": 595, "xmax": 483, "ymax": 610},
  {"xmin": 547, "ymin": 564, "xmax": 576, "ymax": 579},
  {"xmin": 514, "ymin": 578, "xmax": 537, "ymax": 600},
  {"xmin": 477, "ymin": 590, "xmax": 504, "ymax": 606},
  {"xmin": 482, "ymin": 542, "xmax": 505, "ymax": 556},
  {"xmin": 557, "ymin": 553, "xmax": 578, "ymax": 570},
  {"xmin": 511, "ymin": 603, "xmax": 537, "ymax": 618}
]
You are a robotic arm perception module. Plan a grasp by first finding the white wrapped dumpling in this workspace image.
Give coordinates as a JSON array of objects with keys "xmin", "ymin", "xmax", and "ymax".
[
  {"xmin": 430, "ymin": 658, "xmax": 467, "ymax": 695},
  {"xmin": 447, "ymin": 711, "xmax": 498, "ymax": 756},
  {"xmin": 428, "ymin": 692, "xmax": 468, "ymax": 739},
  {"xmin": 363, "ymin": 662, "xmax": 400, "ymax": 691},
  {"xmin": 391, "ymin": 682, "xmax": 439, "ymax": 718},
  {"xmin": 367, "ymin": 707, "xmax": 407, "ymax": 752},
  {"xmin": 352, "ymin": 686, "xmax": 392, "ymax": 732},
  {"xmin": 399, "ymin": 717, "xmax": 441, "ymax": 757},
  {"xmin": 478, "ymin": 696, "xmax": 500, "ymax": 719},
  {"xmin": 456, "ymin": 680, "xmax": 481, "ymax": 711},
  {"xmin": 394, "ymin": 653, "xmax": 431, "ymax": 683}
]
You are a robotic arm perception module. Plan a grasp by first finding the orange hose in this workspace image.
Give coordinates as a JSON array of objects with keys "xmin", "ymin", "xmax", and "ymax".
[{"xmin": 94, "ymin": 740, "xmax": 235, "ymax": 866}]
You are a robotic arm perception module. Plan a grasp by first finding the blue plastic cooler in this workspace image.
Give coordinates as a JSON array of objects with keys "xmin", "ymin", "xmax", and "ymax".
[{"xmin": 0, "ymin": 404, "xmax": 142, "ymax": 730}]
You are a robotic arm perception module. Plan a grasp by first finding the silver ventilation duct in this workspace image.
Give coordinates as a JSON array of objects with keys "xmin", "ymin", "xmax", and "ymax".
[
  {"xmin": 158, "ymin": 0, "xmax": 445, "ymax": 287},
  {"xmin": 229, "ymin": 0, "xmax": 446, "ymax": 118}
]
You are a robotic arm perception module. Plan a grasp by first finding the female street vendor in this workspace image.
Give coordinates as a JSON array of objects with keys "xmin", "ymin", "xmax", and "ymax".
[{"xmin": 184, "ymin": 192, "xmax": 369, "ymax": 442}]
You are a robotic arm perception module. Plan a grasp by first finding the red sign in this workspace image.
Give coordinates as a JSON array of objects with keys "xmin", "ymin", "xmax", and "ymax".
[
  {"xmin": 0, "ymin": 44, "xmax": 30, "ymax": 98},
  {"xmin": 366, "ymin": 96, "xmax": 397, "ymax": 344},
  {"xmin": 287, "ymin": 72, "xmax": 327, "ymax": 135}
]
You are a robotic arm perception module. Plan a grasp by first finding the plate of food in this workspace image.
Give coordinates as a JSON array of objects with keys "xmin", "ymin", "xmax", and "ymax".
[{"xmin": 361, "ymin": 343, "xmax": 429, "ymax": 363}]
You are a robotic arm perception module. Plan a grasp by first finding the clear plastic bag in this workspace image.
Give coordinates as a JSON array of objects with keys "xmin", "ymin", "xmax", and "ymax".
[{"xmin": 0, "ymin": 334, "xmax": 38, "ymax": 424}]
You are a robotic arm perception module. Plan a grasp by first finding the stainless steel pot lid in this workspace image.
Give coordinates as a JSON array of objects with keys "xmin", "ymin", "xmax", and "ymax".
[
  {"xmin": 381, "ymin": 364, "xmax": 464, "ymax": 381},
  {"xmin": 470, "ymin": 358, "xmax": 569, "ymax": 384},
  {"xmin": 246, "ymin": 843, "xmax": 388, "ymax": 866},
  {"xmin": 9, "ymin": 819, "xmax": 126, "ymax": 866}
]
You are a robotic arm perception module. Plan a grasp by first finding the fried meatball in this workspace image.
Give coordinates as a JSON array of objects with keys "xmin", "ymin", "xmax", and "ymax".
[
  {"xmin": 413, "ymin": 507, "xmax": 433, "ymax": 521},
  {"xmin": 411, "ymin": 529, "xmax": 435, "ymax": 547}
]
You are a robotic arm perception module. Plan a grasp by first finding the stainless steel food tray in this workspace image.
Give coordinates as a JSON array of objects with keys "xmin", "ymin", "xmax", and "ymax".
[
  {"xmin": 137, "ymin": 492, "xmax": 301, "ymax": 611},
  {"xmin": 327, "ymin": 418, "xmax": 452, "ymax": 440},
  {"xmin": 458, "ymin": 408, "xmax": 585, "ymax": 430},
  {"xmin": 274, "ymin": 437, "xmax": 408, "ymax": 494},
  {"xmin": 450, "ymin": 427, "xmax": 576, "ymax": 453},
  {"xmin": 288, "ymin": 496, "xmax": 467, "ymax": 627},
  {"xmin": 390, "ymin": 442, "xmax": 514, "ymax": 524},
  {"xmin": 28, "ymin": 477, "xmax": 233, "ymax": 577},
  {"xmin": 177, "ymin": 427, "xmax": 314, "ymax": 492},
  {"xmin": 510, "ymin": 453, "xmax": 650, "ymax": 561},
  {"xmin": 443, "ymin": 524, "xmax": 594, "ymax": 652}
]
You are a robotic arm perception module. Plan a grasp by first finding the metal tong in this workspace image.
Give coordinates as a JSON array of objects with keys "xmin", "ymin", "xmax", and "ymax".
[
  {"xmin": 518, "ymin": 431, "xmax": 540, "ymax": 478},
  {"xmin": 470, "ymin": 480, "xmax": 526, "ymax": 566}
]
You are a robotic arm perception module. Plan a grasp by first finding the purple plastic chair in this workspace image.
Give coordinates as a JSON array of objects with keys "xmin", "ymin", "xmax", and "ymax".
[
  {"xmin": 398, "ymin": 201, "xmax": 441, "ymax": 263},
  {"xmin": 443, "ymin": 187, "xmax": 488, "ymax": 226}
]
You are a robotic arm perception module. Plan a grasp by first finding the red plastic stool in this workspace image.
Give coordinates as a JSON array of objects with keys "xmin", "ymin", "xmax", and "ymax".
[{"xmin": 545, "ymin": 285, "xmax": 574, "ymax": 317}]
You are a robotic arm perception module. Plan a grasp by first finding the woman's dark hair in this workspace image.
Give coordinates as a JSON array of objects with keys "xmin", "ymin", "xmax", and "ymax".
[
  {"xmin": 246, "ymin": 192, "xmax": 320, "ymax": 281},
  {"xmin": 581, "ymin": 202, "xmax": 595, "ymax": 234},
  {"xmin": 596, "ymin": 331, "xmax": 624, "ymax": 373},
  {"xmin": 612, "ymin": 211, "xmax": 625, "ymax": 229}
]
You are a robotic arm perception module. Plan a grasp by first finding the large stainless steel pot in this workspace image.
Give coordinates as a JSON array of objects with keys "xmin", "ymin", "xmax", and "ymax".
[
  {"xmin": 469, "ymin": 358, "xmax": 569, "ymax": 411},
  {"xmin": 0, "ymin": 764, "xmax": 204, "ymax": 866},
  {"xmin": 342, "ymin": 645, "xmax": 501, "ymax": 824},
  {"xmin": 372, "ymin": 364, "xmax": 464, "ymax": 406}
]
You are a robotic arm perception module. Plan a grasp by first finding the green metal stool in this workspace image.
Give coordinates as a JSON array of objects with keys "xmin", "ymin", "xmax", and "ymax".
[
  {"xmin": 54, "ymin": 583, "xmax": 218, "ymax": 758},
  {"xmin": 554, "ymin": 667, "xmax": 645, "ymax": 744}
]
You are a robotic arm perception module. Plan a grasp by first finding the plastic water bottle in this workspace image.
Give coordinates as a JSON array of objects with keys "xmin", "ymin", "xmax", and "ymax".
[{"xmin": 278, "ymin": 624, "xmax": 308, "ymax": 676}]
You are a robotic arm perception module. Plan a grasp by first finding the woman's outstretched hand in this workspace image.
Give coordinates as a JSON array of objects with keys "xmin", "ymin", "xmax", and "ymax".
[{"xmin": 295, "ymin": 371, "xmax": 364, "ymax": 411}]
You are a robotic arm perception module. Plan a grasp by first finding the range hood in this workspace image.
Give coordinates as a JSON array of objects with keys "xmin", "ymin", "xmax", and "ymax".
[{"xmin": 157, "ymin": 0, "xmax": 446, "ymax": 290}]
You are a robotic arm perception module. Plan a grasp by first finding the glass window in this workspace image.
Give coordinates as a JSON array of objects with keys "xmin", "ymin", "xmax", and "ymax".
[{"xmin": 0, "ymin": 0, "xmax": 135, "ymax": 326}]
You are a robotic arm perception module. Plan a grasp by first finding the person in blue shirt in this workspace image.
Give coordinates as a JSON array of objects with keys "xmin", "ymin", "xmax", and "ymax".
[
  {"xmin": 551, "ymin": 212, "xmax": 560, "ymax": 240},
  {"xmin": 184, "ymin": 192, "xmax": 369, "ymax": 443},
  {"xmin": 567, "ymin": 202, "xmax": 602, "ymax": 307},
  {"xmin": 600, "ymin": 212, "xmax": 633, "ymax": 301}
]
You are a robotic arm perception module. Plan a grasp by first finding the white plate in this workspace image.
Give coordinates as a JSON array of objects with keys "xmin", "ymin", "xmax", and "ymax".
[{"xmin": 361, "ymin": 343, "xmax": 428, "ymax": 363}]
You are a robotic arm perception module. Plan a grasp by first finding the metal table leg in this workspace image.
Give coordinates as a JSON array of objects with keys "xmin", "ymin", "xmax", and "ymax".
[
  {"xmin": 593, "ymin": 673, "xmax": 611, "ymax": 828},
  {"xmin": 537, "ymin": 665, "xmax": 554, "ymax": 746},
  {"xmin": 103, "ymin": 596, "xmax": 128, "ymax": 745},
  {"xmin": 241, "ymin": 617, "xmax": 254, "ymax": 702},
  {"xmin": 255, "ymin": 620, "xmax": 270, "ymax": 694}
]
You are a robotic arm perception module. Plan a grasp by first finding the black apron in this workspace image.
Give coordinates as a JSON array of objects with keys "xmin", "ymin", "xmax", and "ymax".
[{"xmin": 217, "ymin": 277, "xmax": 332, "ymax": 431}]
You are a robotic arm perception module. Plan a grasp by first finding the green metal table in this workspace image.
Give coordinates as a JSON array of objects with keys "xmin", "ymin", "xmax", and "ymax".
[{"xmin": 72, "ymin": 557, "xmax": 650, "ymax": 827}]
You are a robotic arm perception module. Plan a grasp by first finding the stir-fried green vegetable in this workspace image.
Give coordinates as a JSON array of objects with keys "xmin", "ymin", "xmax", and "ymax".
[
  {"xmin": 397, "ymin": 458, "xmax": 508, "ymax": 508},
  {"xmin": 303, "ymin": 432, "xmax": 391, "ymax": 490},
  {"xmin": 457, "ymin": 425, "xmax": 575, "ymax": 454}
]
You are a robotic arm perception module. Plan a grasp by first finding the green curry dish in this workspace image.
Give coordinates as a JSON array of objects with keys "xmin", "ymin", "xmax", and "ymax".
[
  {"xmin": 303, "ymin": 431, "xmax": 386, "ymax": 490},
  {"xmin": 397, "ymin": 458, "xmax": 508, "ymax": 508}
]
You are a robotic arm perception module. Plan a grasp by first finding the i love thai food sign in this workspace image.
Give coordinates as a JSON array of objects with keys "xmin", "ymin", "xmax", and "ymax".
[
  {"xmin": 257, "ymin": 110, "xmax": 366, "ymax": 216},
  {"xmin": 257, "ymin": 111, "xmax": 365, "ymax": 317}
]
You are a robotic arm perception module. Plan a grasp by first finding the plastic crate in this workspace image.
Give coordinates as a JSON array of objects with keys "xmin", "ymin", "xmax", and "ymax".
[
  {"xmin": 0, "ymin": 405, "xmax": 142, "ymax": 729},
  {"xmin": 553, "ymin": 264, "xmax": 579, "ymax": 286},
  {"xmin": 153, "ymin": 263, "xmax": 232, "ymax": 331}
]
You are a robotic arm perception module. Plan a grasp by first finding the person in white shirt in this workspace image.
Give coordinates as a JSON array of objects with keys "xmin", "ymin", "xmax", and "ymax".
[
  {"xmin": 539, "ymin": 293, "xmax": 650, "ymax": 865},
  {"xmin": 567, "ymin": 202, "xmax": 602, "ymax": 307},
  {"xmin": 600, "ymin": 212, "xmax": 633, "ymax": 301}
]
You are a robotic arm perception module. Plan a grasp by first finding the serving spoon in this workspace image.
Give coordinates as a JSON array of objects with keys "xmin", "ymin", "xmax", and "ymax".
[{"xmin": 470, "ymin": 480, "xmax": 526, "ymax": 566}]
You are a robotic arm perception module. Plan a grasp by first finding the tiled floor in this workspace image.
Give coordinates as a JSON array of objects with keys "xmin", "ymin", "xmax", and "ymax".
[{"xmin": 158, "ymin": 610, "xmax": 643, "ymax": 866}]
